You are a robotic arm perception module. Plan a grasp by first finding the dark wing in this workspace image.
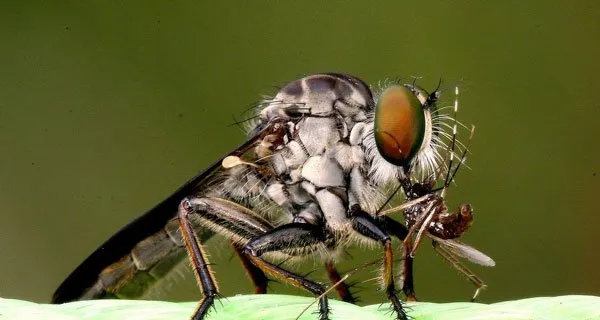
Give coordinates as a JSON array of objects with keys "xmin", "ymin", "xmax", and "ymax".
[{"xmin": 52, "ymin": 124, "xmax": 274, "ymax": 303}]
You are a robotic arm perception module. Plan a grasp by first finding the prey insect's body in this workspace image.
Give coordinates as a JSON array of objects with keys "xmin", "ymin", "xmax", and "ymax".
[{"xmin": 53, "ymin": 73, "xmax": 483, "ymax": 320}]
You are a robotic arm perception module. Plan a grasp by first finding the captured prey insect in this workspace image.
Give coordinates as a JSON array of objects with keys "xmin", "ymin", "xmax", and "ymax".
[
  {"xmin": 376, "ymin": 90, "xmax": 495, "ymax": 302},
  {"xmin": 52, "ymin": 73, "xmax": 472, "ymax": 320}
]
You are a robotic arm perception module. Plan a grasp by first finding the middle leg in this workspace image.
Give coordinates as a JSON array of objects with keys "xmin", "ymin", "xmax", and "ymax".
[
  {"xmin": 324, "ymin": 261, "xmax": 357, "ymax": 303},
  {"xmin": 232, "ymin": 242, "xmax": 269, "ymax": 294},
  {"xmin": 349, "ymin": 206, "xmax": 408, "ymax": 320},
  {"xmin": 380, "ymin": 216, "xmax": 417, "ymax": 302},
  {"xmin": 242, "ymin": 223, "xmax": 331, "ymax": 320}
]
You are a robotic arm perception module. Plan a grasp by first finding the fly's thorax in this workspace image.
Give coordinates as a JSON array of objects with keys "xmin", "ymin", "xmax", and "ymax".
[
  {"xmin": 296, "ymin": 117, "xmax": 344, "ymax": 155},
  {"xmin": 258, "ymin": 73, "xmax": 373, "ymax": 122},
  {"xmin": 292, "ymin": 202, "xmax": 323, "ymax": 225},
  {"xmin": 266, "ymin": 130, "xmax": 382, "ymax": 225},
  {"xmin": 254, "ymin": 74, "xmax": 384, "ymax": 225},
  {"xmin": 256, "ymin": 111, "xmax": 382, "ymax": 232}
]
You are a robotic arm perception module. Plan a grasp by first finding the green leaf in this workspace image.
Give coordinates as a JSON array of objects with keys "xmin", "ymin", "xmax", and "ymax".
[{"xmin": 1, "ymin": 295, "xmax": 599, "ymax": 320}]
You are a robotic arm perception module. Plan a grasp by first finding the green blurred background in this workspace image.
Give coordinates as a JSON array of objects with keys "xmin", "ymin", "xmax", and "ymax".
[{"xmin": 1, "ymin": 0, "xmax": 599, "ymax": 308}]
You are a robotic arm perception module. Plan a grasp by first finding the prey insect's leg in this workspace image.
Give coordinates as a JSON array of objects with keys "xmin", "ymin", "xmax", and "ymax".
[
  {"xmin": 401, "ymin": 200, "xmax": 438, "ymax": 257},
  {"xmin": 349, "ymin": 206, "xmax": 407, "ymax": 320},
  {"xmin": 377, "ymin": 193, "xmax": 434, "ymax": 217},
  {"xmin": 324, "ymin": 261, "xmax": 357, "ymax": 303},
  {"xmin": 178, "ymin": 196, "xmax": 274, "ymax": 320},
  {"xmin": 243, "ymin": 224, "xmax": 330, "ymax": 320},
  {"xmin": 410, "ymin": 205, "xmax": 438, "ymax": 258},
  {"xmin": 432, "ymin": 241, "xmax": 487, "ymax": 301}
]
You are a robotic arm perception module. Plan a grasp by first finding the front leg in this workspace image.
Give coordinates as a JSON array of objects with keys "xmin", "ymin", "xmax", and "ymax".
[
  {"xmin": 232, "ymin": 242, "xmax": 268, "ymax": 294},
  {"xmin": 324, "ymin": 261, "xmax": 357, "ymax": 303},
  {"xmin": 349, "ymin": 206, "xmax": 408, "ymax": 320},
  {"xmin": 380, "ymin": 216, "xmax": 417, "ymax": 301}
]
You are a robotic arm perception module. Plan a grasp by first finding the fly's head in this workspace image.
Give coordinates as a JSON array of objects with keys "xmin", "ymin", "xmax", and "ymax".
[
  {"xmin": 364, "ymin": 79, "xmax": 456, "ymax": 186},
  {"xmin": 372, "ymin": 82, "xmax": 446, "ymax": 177},
  {"xmin": 374, "ymin": 84, "xmax": 434, "ymax": 171},
  {"xmin": 378, "ymin": 83, "xmax": 475, "ymax": 240}
]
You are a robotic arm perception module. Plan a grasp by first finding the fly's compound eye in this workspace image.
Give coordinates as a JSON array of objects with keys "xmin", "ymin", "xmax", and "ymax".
[{"xmin": 374, "ymin": 86, "xmax": 426, "ymax": 167}]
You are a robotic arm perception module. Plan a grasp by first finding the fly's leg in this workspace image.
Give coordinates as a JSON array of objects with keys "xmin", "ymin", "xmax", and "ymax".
[
  {"xmin": 232, "ymin": 242, "xmax": 268, "ymax": 294},
  {"xmin": 324, "ymin": 261, "xmax": 357, "ymax": 303},
  {"xmin": 401, "ymin": 248, "xmax": 416, "ymax": 302},
  {"xmin": 349, "ymin": 206, "xmax": 407, "ymax": 320},
  {"xmin": 180, "ymin": 197, "xmax": 330, "ymax": 319},
  {"xmin": 375, "ymin": 194, "xmax": 436, "ymax": 301},
  {"xmin": 178, "ymin": 199, "xmax": 220, "ymax": 320},
  {"xmin": 380, "ymin": 216, "xmax": 408, "ymax": 242},
  {"xmin": 236, "ymin": 238, "xmax": 353, "ymax": 300},
  {"xmin": 243, "ymin": 223, "xmax": 330, "ymax": 320},
  {"xmin": 379, "ymin": 217, "xmax": 416, "ymax": 302},
  {"xmin": 245, "ymin": 255, "xmax": 330, "ymax": 320},
  {"xmin": 400, "ymin": 228, "xmax": 418, "ymax": 303},
  {"xmin": 178, "ymin": 196, "xmax": 274, "ymax": 320}
]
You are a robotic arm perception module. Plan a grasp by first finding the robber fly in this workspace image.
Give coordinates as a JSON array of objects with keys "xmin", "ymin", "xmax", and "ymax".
[{"xmin": 52, "ymin": 73, "xmax": 473, "ymax": 320}]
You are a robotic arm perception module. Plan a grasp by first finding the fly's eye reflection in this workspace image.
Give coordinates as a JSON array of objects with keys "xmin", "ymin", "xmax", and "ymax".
[
  {"xmin": 374, "ymin": 85, "xmax": 427, "ymax": 167},
  {"xmin": 52, "ymin": 73, "xmax": 493, "ymax": 320}
]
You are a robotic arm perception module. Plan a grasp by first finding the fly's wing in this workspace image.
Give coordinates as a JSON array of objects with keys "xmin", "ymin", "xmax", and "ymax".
[
  {"xmin": 429, "ymin": 235, "xmax": 495, "ymax": 267},
  {"xmin": 52, "ymin": 123, "xmax": 276, "ymax": 303}
]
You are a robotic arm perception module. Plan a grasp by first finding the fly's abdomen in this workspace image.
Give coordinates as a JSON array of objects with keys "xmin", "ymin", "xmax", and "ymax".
[{"xmin": 77, "ymin": 218, "xmax": 214, "ymax": 300}]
